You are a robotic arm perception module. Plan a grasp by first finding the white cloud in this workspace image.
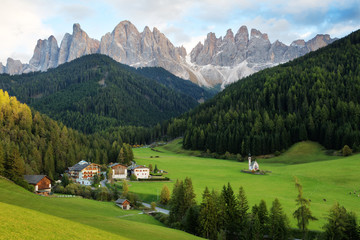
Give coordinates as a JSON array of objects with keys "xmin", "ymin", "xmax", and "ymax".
[
  {"xmin": 0, "ymin": 0, "xmax": 359, "ymax": 64},
  {"xmin": 0, "ymin": 0, "xmax": 54, "ymax": 63}
]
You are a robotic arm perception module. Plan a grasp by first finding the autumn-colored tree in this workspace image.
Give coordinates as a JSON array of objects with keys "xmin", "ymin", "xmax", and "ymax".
[{"xmin": 160, "ymin": 184, "xmax": 171, "ymax": 205}]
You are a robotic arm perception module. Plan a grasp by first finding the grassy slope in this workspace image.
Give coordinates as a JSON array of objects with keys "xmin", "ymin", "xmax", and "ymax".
[
  {"xmin": 131, "ymin": 139, "xmax": 360, "ymax": 230},
  {"xmin": 0, "ymin": 178, "xmax": 201, "ymax": 240},
  {"xmin": 0, "ymin": 202, "xmax": 127, "ymax": 240}
]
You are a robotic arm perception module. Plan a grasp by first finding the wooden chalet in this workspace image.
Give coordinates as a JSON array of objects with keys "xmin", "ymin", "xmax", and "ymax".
[
  {"xmin": 66, "ymin": 160, "xmax": 101, "ymax": 185},
  {"xmin": 23, "ymin": 175, "xmax": 51, "ymax": 196},
  {"xmin": 109, "ymin": 163, "xmax": 127, "ymax": 180},
  {"xmin": 115, "ymin": 198, "xmax": 131, "ymax": 210}
]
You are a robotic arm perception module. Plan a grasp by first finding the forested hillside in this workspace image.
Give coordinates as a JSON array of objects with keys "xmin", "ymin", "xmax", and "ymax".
[
  {"xmin": 0, "ymin": 89, "xmax": 132, "ymax": 183},
  {"xmin": 0, "ymin": 54, "xmax": 199, "ymax": 133},
  {"xmin": 127, "ymin": 66, "xmax": 217, "ymax": 102},
  {"xmin": 165, "ymin": 29, "xmax": 360, "ymax": 155}
]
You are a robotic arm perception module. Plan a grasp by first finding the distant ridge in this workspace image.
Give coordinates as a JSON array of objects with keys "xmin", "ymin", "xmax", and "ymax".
[{"xmin": 0, "ymin": 21, "xmax": 335, "ymax": 87}]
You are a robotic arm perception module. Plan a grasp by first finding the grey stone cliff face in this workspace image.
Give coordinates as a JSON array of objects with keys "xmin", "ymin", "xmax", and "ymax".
[
  {"xmin": 5, "ymin": 58, "xmax": 23, "ymax": 75},
  {"xmin": 2, "ymin": 21, "xmax": 335, "ymax": 88},
  {"xmin": 29, "ymin": 35, "xmax": 59, "ymax": 71}
]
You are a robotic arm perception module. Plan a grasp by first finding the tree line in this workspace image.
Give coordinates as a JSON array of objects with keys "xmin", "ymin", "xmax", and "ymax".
[{"xmin": 161, "ymin": 177, "xmax": 359, "ymax": 240}]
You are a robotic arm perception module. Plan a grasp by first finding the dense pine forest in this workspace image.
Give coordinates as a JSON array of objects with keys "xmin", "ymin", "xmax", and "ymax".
[
  {"xmin": 0, "ymin": 89, "xmax": 133, "ymax": 184},
  {"xmin": 164, "ymin": 29, "xmax": 360, "ymax": 155},
  {"xmin": 0, "ymin": 54, "xmax": 208, "ymax": 133}
]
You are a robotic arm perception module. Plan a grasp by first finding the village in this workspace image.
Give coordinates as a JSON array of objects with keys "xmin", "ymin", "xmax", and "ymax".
[{"xmin": 23, "ymin": 159, "xmax": 170, "ymax": 210}]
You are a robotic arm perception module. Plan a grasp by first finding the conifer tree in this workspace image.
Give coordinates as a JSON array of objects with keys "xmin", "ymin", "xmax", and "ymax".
[
  {"xmin": 160, "ymin": 184, "xmax": 170, "ymax": 205},
  {"xmin": 169, "ymin": 179, "xmax": 185, "ymax": 224},
  {"xmin": 323, "ymin": 202, "xmax": 360, "ymax": 240},
  {"xmin": 117, "ymin": 147, "xmax": 125, "ymax": 164},
  {"xmin": 122, "ymin": 180, "xmax": 129, "ymax": 197},
  {"xmin": 269, "ymin": 198, "xmax": 290, "ymax": 240},
  {"xmin": 257, "ymin": 200, "xmax": 269, "ymax": 234},
  {"xmin": 293, "ymin": 177, "xmax": 317, "ymax": 239},
  {"xmin": 199, "ymin": 187, "xmax": 220, "ymax": 239},
  {"xmin": 238, "ymin": 186, "xmax": 249, "ymax": 238},
  {"xmin": 221, "ymin": 183, "xmax": 240, "ymax": 239}
]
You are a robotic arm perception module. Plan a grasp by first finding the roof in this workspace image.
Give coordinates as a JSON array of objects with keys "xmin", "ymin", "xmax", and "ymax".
[
  {"xmin": 109, "ymin": 163, "xmax": 127, "ymax": 168},
  {"xmin": 23, "ymin": 175, "xmax": 49, "ymax": 184},
  {"xmin": 68, "ymin": 160, "xmax": 98, "ymax": 171},
  {"xmin": 115, "ymin": 198, "xmax": 129, "ymax": 204},
  {"xmin": 128, "ymin": 165, "xmax": 149, "ymax": 170}
]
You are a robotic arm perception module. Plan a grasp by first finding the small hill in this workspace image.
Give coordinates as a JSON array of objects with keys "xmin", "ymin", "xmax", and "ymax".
[
  {"xmin": 0, "ymin": 178, "xmax": 200, "ymax": 240},
  {"xmin": 0, "ymin": 54, "xmax": 201, "ymax": 133},
  {"xmin": 164, "ymin": 29, "xmax": 360, "ymax": 155},
  {"xmin": 262, "ymin": 141, "xmax": 341, "ymax": 164}
]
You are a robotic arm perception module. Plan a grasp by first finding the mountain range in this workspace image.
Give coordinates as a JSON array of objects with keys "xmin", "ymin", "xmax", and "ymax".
[
  {"xmin": 0, "ymin": 21, "xmax": 335, "ymax": 87},
  {"xmin": 0, "ymin": 54, "xmax": 206, "ymax": 133}
]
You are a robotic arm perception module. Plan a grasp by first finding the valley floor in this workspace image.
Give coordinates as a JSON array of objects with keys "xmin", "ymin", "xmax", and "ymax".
[{"xmin": 131, "ymin": 139, "xmax": 360, "ymax": 230}]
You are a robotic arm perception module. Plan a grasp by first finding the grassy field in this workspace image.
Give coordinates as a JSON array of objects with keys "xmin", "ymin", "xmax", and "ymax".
[
  {"xmin": 130, "ymin": 139, "xmax": 360, "ymax": 230},
  {"xmin": 0, "ymin": 178, "xmax": 201, "ymax": 240}
]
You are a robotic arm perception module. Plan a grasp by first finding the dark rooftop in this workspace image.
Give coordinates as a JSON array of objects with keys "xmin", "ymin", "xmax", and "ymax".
[{"xmin": 23, "ymin": 175, "xmax": 48, "ymax": 184}]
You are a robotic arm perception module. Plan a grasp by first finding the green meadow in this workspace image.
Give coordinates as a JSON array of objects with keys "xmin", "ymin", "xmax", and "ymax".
[
  {"xmin": 0, "ymin": 178, "xmax": 200, "ymax": 240},
  {"xmin": 130, "ymin": 139, "xmax": 360, "ymax": 230}
]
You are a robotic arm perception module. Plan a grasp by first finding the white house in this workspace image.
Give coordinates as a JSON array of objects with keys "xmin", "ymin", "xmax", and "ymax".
[
  {"xmin": 129, "ymin": 165, "xmax": 150, "ymax": 179},
  {"xmin": 109, "ymin": 163, "xmax": 127, "ymax": 179},
  {"xmin": 248, "ymin": 154, "xmax": 259, "ymax": 171},
  {"xmin": 66, "ymin": 160, "xmax": 101, "ymax": 185}
]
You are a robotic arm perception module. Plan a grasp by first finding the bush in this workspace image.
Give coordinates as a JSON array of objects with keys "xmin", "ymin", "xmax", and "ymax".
[
  {"xmin": 342, "ymin": 145, "xmax": 352, "ymax": 156},
  {"xmin": 130, "ymin": 174, "xmax": 137, "ymax": 181},
  {"xmin": 274, "ymin": 151, "xmax": 281, "ymax": 156}
]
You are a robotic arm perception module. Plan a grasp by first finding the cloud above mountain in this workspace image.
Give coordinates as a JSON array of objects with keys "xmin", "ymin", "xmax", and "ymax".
[{"xmin": 1, "ymin": 0, "xmax": 359, "ymax": 63}]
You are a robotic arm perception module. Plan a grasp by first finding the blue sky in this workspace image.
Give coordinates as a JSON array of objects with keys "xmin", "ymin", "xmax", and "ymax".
[{"xmin": 1, "ymin": 0, "xmax": 359, "ymax": 63}]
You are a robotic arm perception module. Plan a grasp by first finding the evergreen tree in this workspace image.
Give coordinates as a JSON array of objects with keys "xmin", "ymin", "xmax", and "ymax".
[
  {"xmin": 257, "ymin": 200, "xmax": 269, "ymax": 235},
  {"xmin": 159, "ymin": 184, "xmax": 171, "ymax": 205},
  {"xmin": 293, "ymin": 177, "xmax": 317, "ymax": 239},
  {"xmin": 122, "ymin": 180, "xmax": 129, "ymax": 197},
  {"xmin": 269, "ymin": 198, "xmax": 290, "ymax": 240},
  {"xmin": 117, "ymin": 147, "xmax": 125, "ymax": 164},
  {"xmin": 183, "ymin": 205, "xmax": 200, "ymax": 235},
  {"xmin": 61, "ymin": 173, "xmax": 71, "ymax": 187},
  {"xmin": 248, "ymin": 212, "xmax": 262, "ymax": 240},
  {"xmin": 107, "ymin": 167, "xmax": 114, "ymax": 184},
  {"xmin": 5, "ymin": 145, "xmax": 25, "ymax": 181},
  {"xmin": 323, "ymin": 202, "xmax": 360, "ymax": 240},
  {"xmin": 221, "ymin": 183, "xmax": 240, "ymax": 239},
  {"xmin": 199, "ymin": 187, "xmax": 220, "ymax": 239},
  {"xmin": 154, "ymin": 164, "xmax": 159, "ymax": 173},
  {"xmin": 238, "ymin": 186, "xmax": 249, "ymax": 238}
]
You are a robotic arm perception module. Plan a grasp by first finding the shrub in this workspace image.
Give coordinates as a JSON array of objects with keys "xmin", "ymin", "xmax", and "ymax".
[
  {"xmin": 274, "ymin": 151, "xmax": 281, "ymax": 156},
  {"xmin": 151, "ymin": 202, "xmax": 157, "ymax": 211},
  {"xmin": 130, "ymin": 174, "xmax": 137, "ymax": 181},
  {"xmin": 342, "ymin": 145, "xmax": 352, "ymax": 156}
]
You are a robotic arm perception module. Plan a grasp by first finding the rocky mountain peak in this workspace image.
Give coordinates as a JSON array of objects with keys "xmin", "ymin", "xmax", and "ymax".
[
  {"xmin": 250, "ymin": 29, "xmax": 269, "ymax": 41},
  {"xmin": 224, "ymin": 29, "xmax": 235, "ymax": 42},
  {"xmin": 291, "ymin": 39, "xmax": 306, "ymax": 47},
  {"xmin": 235, "ymin": 25, "xmax": 249, "ymax": 43},
  {"xmin": 6, "ymin": 58, "xmax": 23, "ymax": 75}
]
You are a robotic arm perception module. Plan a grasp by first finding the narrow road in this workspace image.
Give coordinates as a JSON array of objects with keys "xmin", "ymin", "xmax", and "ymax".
[
  {"xmin": 100, "ymin": 179, "xmax": 107, "ymax": 187},
  {"xmin": 142, "ymin": 202, "xmax": 169, "ymax": 215}
]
